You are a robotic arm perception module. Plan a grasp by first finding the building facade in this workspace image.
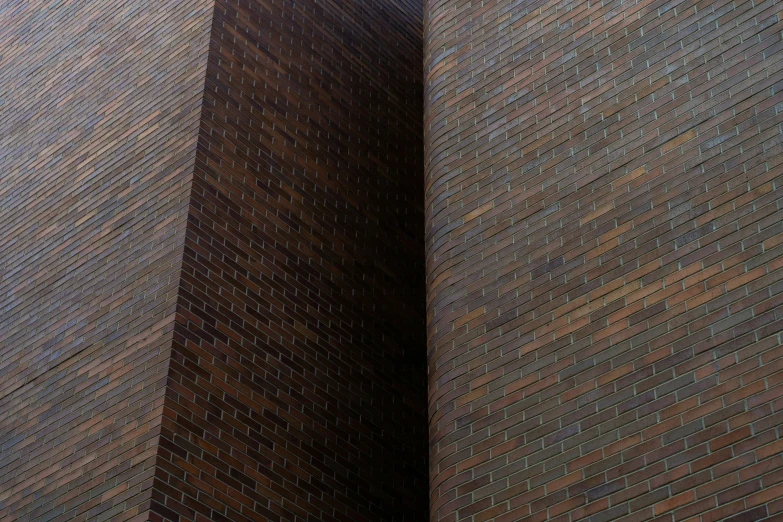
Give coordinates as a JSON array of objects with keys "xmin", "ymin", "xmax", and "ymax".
[
  {"xmin": 424, "ymin": 1, "xmax": 783, "ymax": 521},
  {"xmin": 0, "ymin": 0, "xmax": 427, "ymax": 520},
  {"xmin": 1, "ymin": 0, "xmax": 782, "ymax": 521}
]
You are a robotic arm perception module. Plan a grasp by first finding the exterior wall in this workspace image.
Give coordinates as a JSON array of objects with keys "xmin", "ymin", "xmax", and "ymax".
[
  {"xmin": 0, "ymin": 1, "xmax": 214, "ymax": 521},
  {"xmin": 150, "ymin": 0, "xmax": 428, "ymax": 521},
  {"xmin": 6, "ymin": 0, "xmax": 783, "ymax": 521},
  {"xmin": 425, "ymin": 1, "xmax": 783, "ymax": 522}
]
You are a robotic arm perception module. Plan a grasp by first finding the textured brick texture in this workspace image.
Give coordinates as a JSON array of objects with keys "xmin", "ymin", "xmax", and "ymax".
[
  {"xmin": 151, "ymin": 0, "xmax": 428, "ymax": 520},
  {"xmin": 0, "ymin": 0, "xmax": 214, "ymax": 520},
  {"xmin": 424, "ymin": 1, "xmax": 783, "ymax": 522},
  {"xmin": 0, "ymin": 0, "xmax": 427, "ymax": 521},
  {"xmin": 5, "ymin": 0, "xmax": 783, "ymax": 521}
]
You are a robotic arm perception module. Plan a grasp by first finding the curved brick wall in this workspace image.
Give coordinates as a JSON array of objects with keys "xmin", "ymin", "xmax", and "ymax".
[{"xmin": 425, "ymin": 1, "xmax": 783, "ymax": 522}]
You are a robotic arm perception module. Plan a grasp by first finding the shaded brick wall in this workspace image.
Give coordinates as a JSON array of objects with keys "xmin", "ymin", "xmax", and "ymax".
[
  {"xmin": 0, "ymin": 1, "xmax": 214, "ymax": 521},
  {"xmin": 425, "ymin": 1, "xmax": 783, "ymax": 522},
  {"xmin": 150, "ymin": 0, "xmax": 428, "ymax": 520}
]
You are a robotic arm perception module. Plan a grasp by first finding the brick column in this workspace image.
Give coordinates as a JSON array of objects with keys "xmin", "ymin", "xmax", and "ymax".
[{"xmin": 425, "ymin": 1, "xmax": 783, "ymax": 521}]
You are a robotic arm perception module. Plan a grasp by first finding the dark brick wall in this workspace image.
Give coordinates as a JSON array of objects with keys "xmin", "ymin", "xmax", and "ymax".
[
  {"xmin": 0, "ymin": 1, "xmax": 213, "ymax": 521},
  {"xmin": 7, "ymin": 0, "xmax": 783, "ymax": 520},
  {"xmin": 149, "ymin": 0, "xmax": 428, "ymax": 521},
  {"xmin": 425, "ymin": 1, "xmax": 783, "ymax": 522}
]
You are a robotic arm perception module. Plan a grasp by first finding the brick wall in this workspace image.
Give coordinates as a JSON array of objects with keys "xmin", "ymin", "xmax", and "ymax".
[
  {"xmin": 5, "ymin": 0, "xmax": 783, "ymax": 520},
  {"xmin": 0, "ymin": 1, "xmax": 213, "ymax": 521},
  {"xmin": 1, "ymin": 0, "xmax": 428, "ymax": 520},
  {"xmin": 425, "ymin": 1, "xmax": 783, "ymax": 521},
  {"xmin": 149, "ymin": 0, "xmax": 428, "ymax": 520}
]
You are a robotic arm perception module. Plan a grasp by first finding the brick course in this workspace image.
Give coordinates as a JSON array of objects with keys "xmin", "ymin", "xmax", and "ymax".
[{"xmin": 424, "ymin": 1, "xmax": 783, "ymax": 521}]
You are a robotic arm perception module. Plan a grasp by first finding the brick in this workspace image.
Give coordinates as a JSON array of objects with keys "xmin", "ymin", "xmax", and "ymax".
[{"xmin": 654, "ymin": 491, "xmax": 695, "ymax": 515}]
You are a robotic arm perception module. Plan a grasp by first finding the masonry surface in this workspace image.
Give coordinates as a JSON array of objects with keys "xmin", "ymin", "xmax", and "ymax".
[
  {"xmin": 425, "ymin": 1, "xmax": 783, "ymax": 521},
  {"xmin": 156, "ymin": 0, "xmax": 428, "ymax": 520},
  {"xmin": 2, "ymin": 0, "xmax": 783, "ymax": 522},
  {"xmin": 0, "ymin": 0, "xmax": 426, "ymax": 520},
  {"xmin": 0, "ymin": 0, "xmax": 214, "ymax": 519}
]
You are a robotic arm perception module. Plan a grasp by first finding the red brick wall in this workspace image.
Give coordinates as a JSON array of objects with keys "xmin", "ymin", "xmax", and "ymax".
[
  {"xmin": 149, "ymin": 0, "xmax": 428, "ymax": 520},
  {"xmin": 425, "ymin": 1, "xmax": 783, "ymax": 522},
  {"xmin": 0, "ymin": 1, "xmax": 213, "ymax": 521}
]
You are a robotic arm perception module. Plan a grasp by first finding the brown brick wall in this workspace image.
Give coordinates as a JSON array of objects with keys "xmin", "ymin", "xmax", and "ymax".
[
  {"xmin": 6, "ymin": 0, "xmax": 783, "ymax": 520},
  {"xmin": 0, "ymin": 1, "xmax": 214, "ymax": 521},
  {"xmin": 424, "ymin": 1, "xmax": 783, "ymax": 522},
  {"xmin": 149, "ymin": 0, "xmax": 428, "ymax": 520}
]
